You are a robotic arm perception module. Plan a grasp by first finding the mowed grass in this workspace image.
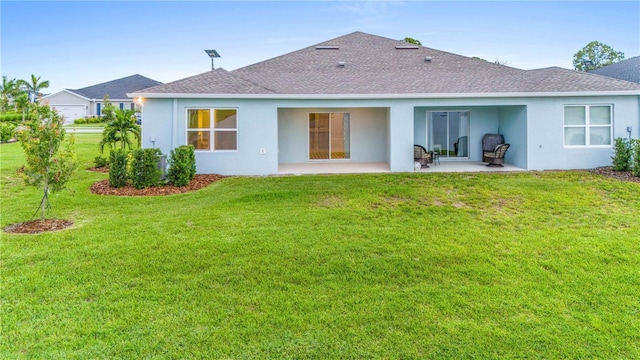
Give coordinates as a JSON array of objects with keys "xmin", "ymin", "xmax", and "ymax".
[{"xmin": 1, "ymin": 134, "xmax": 639, "ymax": 358}]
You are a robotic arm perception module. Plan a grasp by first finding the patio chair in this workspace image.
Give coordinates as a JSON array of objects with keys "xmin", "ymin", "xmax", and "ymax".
[
  {"xmin": 414, "ymin": 144, "xmax": 433, "ymax": 168},
  {"xmin": 482, "ymin": 134, "xmax": 505, "ymax": 162},
  {"xmin": 484, "ymin": 143, "xmax": 510, "ymax": 167}
]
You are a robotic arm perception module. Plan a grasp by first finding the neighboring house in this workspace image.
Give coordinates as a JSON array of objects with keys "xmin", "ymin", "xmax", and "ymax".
[
  {"xmin": 130, "ymin": 32, "xmax": 640, "ymax": 175},
  {"xmin": 43, "ymin": 74, "xmax": 162, "ymax": 123},
  {"xmin": 589, "ymin": 56, "xmax": 640, "ymax": 83}
]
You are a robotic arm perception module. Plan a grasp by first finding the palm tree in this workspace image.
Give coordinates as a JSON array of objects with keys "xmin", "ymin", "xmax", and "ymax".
[
  {"xmin": 0, "ymin": 76, "xmax": 19, "ymax": 112},
  {"xmin": 99, "ymin": 109, "xmax": 141, "ymax": 153},
  {"xmin": 14, "ymin": 93, "xmax": 29, "ymax": 121},
  {"xmin": 18, "ymin": 74, "xmax": 50, "ymax": 98}
]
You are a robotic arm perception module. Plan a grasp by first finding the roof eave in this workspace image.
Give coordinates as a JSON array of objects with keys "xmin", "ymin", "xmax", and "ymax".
[{"xmin": 129, "ymin": 90, "xmax": 640, "ymax": 100}]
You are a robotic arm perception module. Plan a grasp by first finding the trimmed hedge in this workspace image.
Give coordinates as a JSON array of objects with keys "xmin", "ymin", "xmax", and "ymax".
[
  {"xmin": 167, "ymin": 145, "xmax": 196, "ymax": 187},
  {"xmin": 74, "ymin": 117, "xmax": 106, "ymax": 125},
  {"xmin": 633, "ymin": 139, "xmax": 640, "ymax": 177},
  {"xmin": 0, "ymin": 112, "xmax": 30, "ymax": 124},
  {"xmin": 612, "ymin": 137, "xmax": 633, "ymax": 172},
  {"xmin": 109, "ymin": 149, "xmax": 129, "ymax": 188},
  {"xmin": 130, "ymin": 148, "xmax": 163, "ymax": 189}
]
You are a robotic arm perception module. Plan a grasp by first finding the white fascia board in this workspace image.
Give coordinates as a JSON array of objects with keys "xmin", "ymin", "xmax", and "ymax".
[
  {"xmin": 42, "ymin": 89, "xmax": 92, "ymax": 101},
  {"xmin": 129, "ymin": 90, "xmax": 640, "ymax": 100}
]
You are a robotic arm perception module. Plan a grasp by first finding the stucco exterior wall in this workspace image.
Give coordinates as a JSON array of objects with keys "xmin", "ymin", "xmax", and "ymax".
[
  {"xmin": 140, "ymin": 95, "xmax": 639, "ymax": 175},
  {"xmin": 525, "ymin": 95, "xmax": 639, "ymax": 170}
]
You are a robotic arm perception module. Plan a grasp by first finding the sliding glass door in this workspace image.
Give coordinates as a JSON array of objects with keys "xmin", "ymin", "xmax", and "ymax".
[
  {"xmin": 428, "ymin": 111, "xmax": 470, "ymax": 158},
  {"xmin": 309, "ymin": 113, "xmax": 350, "ymax": 160}
]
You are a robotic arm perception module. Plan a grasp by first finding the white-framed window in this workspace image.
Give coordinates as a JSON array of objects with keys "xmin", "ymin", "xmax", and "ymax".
[
  {"xmin": 564, "ymin": 105, "xmax": 612, "ymax": 147},
  {"xmin": 186, "ymin": 108, "xmax": 238, "ymax": 151}
]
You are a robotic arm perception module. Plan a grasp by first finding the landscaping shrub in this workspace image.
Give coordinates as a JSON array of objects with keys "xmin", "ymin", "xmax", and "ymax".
[
  {"xmin": 0, "ymin": 122, "xmax": 16, "ymax": 142},
  {"xmin": 94, "ymin": 155, "xmax": 109, "ymax": 168},
  {"xmin": 167, "ymin": 145, "xmax": 196, "ymax": 187},
  {"xmin": 74, "ymin": 117, "xmax": 105, "ymax": 125},
  {"xmin": 130, "ymin": 148, "xmax": 162, "ymax": 189},
  {"xmin": 612, "ymin": 137, "xmax": 632, "ymax": 171},
  {"xmin": 633, "ymin": 139, "xmax": 640, "ymax": 177},
  {"xmin": 74, "ymin": 118, "xmax": 87, "ymax": 124},
  {"xmin": 109, "ymin": 149, "xmax": 129, "ymax": 188}
]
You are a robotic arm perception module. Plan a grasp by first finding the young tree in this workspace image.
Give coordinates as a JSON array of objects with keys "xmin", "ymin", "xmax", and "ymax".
[
  {"xmin": 14, "ymin": 93, "xmax": 29, "ymax": 122},
  {"xmin": 99, "ymin": 108, "xmax": 141, "ymax": 153},
  {"xmin": 101, "ymin": 94, "xmax": 116, "ymax": 123},
  {"xmin": 573, "ymin": 41, "xmax": 624, "ymax": 71},
  {"xmin": 17, "ymin": 103, "xmax": 77, "ymax": 220}
]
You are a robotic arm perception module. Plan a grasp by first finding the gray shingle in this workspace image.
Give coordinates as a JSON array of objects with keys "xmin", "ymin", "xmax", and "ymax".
[
  {"xmin": 137, "ymin": 32, "xmax": 640, "ymax": 95},
  {"xmin": 71, "ymin": 74, "xmax": 162, "ymax": 99},
  {"xmin": 588, "ymin": 56, "xmax": 640, "ymax": 83}
]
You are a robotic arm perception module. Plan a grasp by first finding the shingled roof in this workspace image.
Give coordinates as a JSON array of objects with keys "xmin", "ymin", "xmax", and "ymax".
[
  {"xmin": 135, "ymin": 32, "xmax": 640, "ymax": 96},
  {"xmin": 589, "ymin": 56, "xmax": 640, "ymax": 84},
  {"xmin": 71, "ymin": 74, "xmax": 162, "ymax": 100}
]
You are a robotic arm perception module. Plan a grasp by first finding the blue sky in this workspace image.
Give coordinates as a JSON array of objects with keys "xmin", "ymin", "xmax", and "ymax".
[{"xmin": 1, "ymin": 1, "xmax": 638, "ymax": 94}]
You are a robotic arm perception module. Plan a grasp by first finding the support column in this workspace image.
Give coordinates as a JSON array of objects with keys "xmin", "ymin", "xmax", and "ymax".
[{"xmin": 388, "ymin": 104, "xmax": 415, "ymax": 172}]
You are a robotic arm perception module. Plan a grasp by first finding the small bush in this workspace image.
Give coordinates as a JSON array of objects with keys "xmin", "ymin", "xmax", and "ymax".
[
  {"xmin": 167, "ymin": 145, "xmax": 196, "ymax": 187},
  {"xmin": 0, "ymin": 122, "xmax": 16, "ymax": 142},
  {"xmin": 74, "ymin": 118, "xmax": 86, "ymax": 124},
  {"xmin": 633, "ymin": 139, "xmax": 640, "ymax": 177},
  {"xmin": 130, "ymin": 148, "xmax": 162, "ymax": 189},
  {"xmin": 612, "ymin": 137, "xmax": 632, "ymax": 171},
  {"xmin": 109, "ymin": 149, "xmax": 129, "ymax": 188},
  {"xmin": 94, "ymin": 155, "xmax": 109, "ymax": 168}
]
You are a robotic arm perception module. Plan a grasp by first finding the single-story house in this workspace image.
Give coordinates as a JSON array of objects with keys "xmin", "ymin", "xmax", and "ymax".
[
  {"xmin": 129, "ymin": 32, "xmax": 640, "ymax": 175},
  {"xmin": 589, "ymin": 56, "xmax": 640, "ymax": 83},
  {"xmin": 43, "ymin": 74, "xmax": 161, "ymax": 123}
]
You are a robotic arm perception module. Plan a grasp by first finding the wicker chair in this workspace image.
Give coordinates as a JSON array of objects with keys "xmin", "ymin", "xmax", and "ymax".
[
  {"xmin": 484, "ymin": 143, "xmax": 510, "ymax": 166},
  {"xmin": 482, "ymin": 134, "xmax": 505, "ymax": 162},
  {"xmin": 414, "ymin": 145, "xmax": 433, "ymax": 168}
]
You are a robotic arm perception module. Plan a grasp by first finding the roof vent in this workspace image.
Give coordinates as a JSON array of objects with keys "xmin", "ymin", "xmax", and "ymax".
[
  {"xmin": 316, "ymin": 45, "xmax": 339, "ymax": 50},
  {"xmin": 337, "ymin": 61, "xmax": 346, "ymax": 68},
  {"xmin": 395, "ymin": 45, "xmax": 419, "ymax": 50},
  {"xmin": 425, "ymin": 56, "xmax": 432, "ymax": 62}
]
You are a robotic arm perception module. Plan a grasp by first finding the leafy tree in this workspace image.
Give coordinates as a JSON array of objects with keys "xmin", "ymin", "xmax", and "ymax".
[
  {"xmin": 403, "ymin": 37, "xmax": 422, "ymax": 46},
  {"xmin": 99, "ymin": 108, "xmax": 141, "ymax": 153},
  {"xmin": 101, "ymin": 94, "xmax": 116, "ymax": 123},
  {"xmin": 18, "ymin": 74, "xmax": 50, "ymax": 98},
  {"xmin": 0, "ymin": 76, "xmax": 20, "ymax": 112},
  {"xmin": 17, "ymin": 103, "xmax": 77, "ymax": 220},
  {"xmin": 573, "ymin": 41, "xmax": 624, "ymax": 71}
]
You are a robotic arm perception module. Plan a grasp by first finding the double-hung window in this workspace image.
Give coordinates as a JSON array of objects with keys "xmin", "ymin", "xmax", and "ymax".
[
  {"xmin": 564, "ymin": 105, "xmax": 612, "ymax": 147},
  {"xmin": 187, "ymin": 108, "xmax": 238, "ymax": 151}
]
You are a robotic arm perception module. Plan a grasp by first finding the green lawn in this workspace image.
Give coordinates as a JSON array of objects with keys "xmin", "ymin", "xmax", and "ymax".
[
  {"xmin": 1, "ymin": 135, "xmax": 639, "ymax": 358},
  {"xmin": 63, "ymin": 123, "xmax": 106, "ymax": 129}
]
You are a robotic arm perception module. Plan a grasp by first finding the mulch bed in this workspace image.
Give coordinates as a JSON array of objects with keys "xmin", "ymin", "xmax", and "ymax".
[
  {"xmin": 590, "ymin": 166, "xmax": 640, "ymax": 183},
  {"xmin": 87, "ymin": 166, "xmax": 109, "ymax": 173},
  {"xmin": 4, "ymin": 219, "xmax": 74, "ymax": 234},
  {"xmin": 90, "ymin": 174, "xmax": 225, "ymax": 196}
]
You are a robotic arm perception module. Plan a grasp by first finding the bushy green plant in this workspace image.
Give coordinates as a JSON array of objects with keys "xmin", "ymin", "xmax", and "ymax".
[
  {"xmin": 632, "ymin": 139, "xmax": 640, "ymax": 177},
  {"xmin": 109, "ymin": 149, "xmax": 129, "ymax": 188},
  {"xmin": 612, "ymin": 137, "xmax": 632, "ymax": 171},
  {"xmin": 74, "ymin": 118, "xmax": 87, "ymax": 124},
  {"xmin": 99, "ymin": 109, "xmax": 140, "ymax": 153},
  {"xmin": 94, "ymin": 155, "xmax": 109, "ymax": 168},
  {"xmin": 167, "ymin": 145, "xmax": 196, "ymax": 187},
  {"xmin": 0, "ymin": 122, "xmax": 16, "ymax": 142},
  {"xmin": 130, "ymin": 148, "xmax": 162, "ymax": 189}
]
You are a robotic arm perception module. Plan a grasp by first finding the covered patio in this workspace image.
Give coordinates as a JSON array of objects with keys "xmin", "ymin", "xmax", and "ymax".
[{"xmin": 278, "ymin": 161, "xmax": 523, "ymax": 175}]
